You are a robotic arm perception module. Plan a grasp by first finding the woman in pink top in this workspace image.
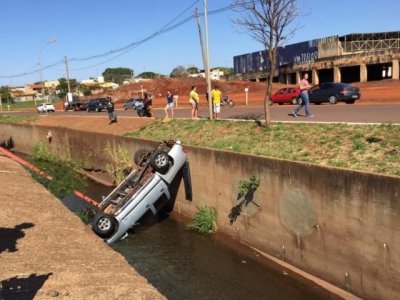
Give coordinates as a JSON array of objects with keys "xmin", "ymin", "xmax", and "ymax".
[{"xmin": 292, "ymin": 73, "xmax": 314, "ymax": 117}]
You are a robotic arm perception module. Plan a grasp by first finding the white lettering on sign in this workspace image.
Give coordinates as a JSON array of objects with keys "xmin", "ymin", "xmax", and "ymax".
[{"xmin": 293, "ymin": 51, "xmax": 318, "ymax": 64}]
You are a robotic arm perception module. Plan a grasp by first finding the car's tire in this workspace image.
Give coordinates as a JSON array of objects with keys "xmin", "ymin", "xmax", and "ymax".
[
  {"xmin": 291, "ymin": 97, "xmax": 298, "ymax": 105},
  {"xmin": 92, "ymin": 213, "xmax": 116, "ymax": 239},
  {"xmin": 346, "ymin": 100, "xmax": 355, "ymax": 104},
  {"xmin": 278, "ymin": 102, "xmax": 284, "ymax": 106},
  {"xmin": 149, "ymin": 150, "xmax": 170, "ymax": 174},
  {"xmin": 329, "ymin": 95, "xmax": 338, "ymax": 104},
  {"xmin": 95, "ymin": 107, "xmax": 99, "ymax": 112},
  {"xmin": 86, "ymin": 108, "xmax": 89, "ymax": 112},
  {"xmin": 134, "ymin": 149, "xmax": 150, "ymax": 167}
]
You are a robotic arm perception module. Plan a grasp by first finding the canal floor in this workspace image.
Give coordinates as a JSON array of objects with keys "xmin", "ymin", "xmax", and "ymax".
[{"xmin": 63, "ymin": 181, "xmax": 340, "ymax": 300}]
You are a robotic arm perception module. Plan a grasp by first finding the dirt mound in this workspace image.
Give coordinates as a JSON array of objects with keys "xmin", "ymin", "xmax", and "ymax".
[
  {"xmin": 53, "ymin": 78, "xmax": 400, "ymax": 111},
  {"xmin": 93, "ymin": 77, "xmax": 268, "ymax": 107}
]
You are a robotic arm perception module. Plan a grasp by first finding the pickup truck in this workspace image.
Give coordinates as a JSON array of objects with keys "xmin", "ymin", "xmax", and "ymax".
[
  {"xmin": 64, "ymin": 100, "xmax": 88, "ymax": 111},
  {"xmin": 91, "ymin": 140, "xmax": 192, "ymax": 244},
  {"xmin": 37, "ymin": 103, "xmax": 55, "ymax": 113}
]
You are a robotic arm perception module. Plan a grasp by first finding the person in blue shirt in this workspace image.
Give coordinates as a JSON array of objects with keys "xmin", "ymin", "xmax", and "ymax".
[{"xmin": 164, "ymin": 90, "xmax": 174, "ymax": 119}]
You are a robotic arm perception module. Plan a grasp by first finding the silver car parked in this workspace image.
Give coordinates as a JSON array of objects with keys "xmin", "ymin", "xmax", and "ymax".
[{"xmin": 91, "ymin": 140, "xmax": 189, "ymax": 244}]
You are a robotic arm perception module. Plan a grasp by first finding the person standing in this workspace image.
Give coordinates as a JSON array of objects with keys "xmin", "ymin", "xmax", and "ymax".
[
  {"xmin": 107, "ymin": 98, "xmax": 117, "ymax": 124},
  {"xmin": 164, "ymin": 90, "xmax": 174, "ymax": 119},
  {"xmin": 292, "ymin": 73, "xmax": 314, "ymax": 117},
  {"xmin": 189, "ymin": 85, "xmax": 199, "ymax": 119},
  {"xmin": 211, "ymin": 85, "xmax": 222, "ymax": 119}
]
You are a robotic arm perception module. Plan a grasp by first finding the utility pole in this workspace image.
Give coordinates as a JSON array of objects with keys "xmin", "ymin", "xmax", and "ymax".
[
  {"xmin": 64, "ymin": 56, "xmax": 72, "ymax": 103},
  {"xmin": 64, "ymin": 56, "xmax": 71, "ymax": 93},
  {"xmin": 203, "ymin": 0, "xmax": 213, "ymax": 120}
]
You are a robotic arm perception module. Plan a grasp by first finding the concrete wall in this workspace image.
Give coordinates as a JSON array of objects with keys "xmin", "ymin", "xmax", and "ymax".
[{"xmin": 1, "ymin": 123, "xmax": 399, "ymax": 300}]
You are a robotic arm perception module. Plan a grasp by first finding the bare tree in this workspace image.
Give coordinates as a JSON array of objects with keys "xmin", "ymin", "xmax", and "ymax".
[{"xmin": 234, "ymin": 0, "xmax": 300, "ymax": 126}]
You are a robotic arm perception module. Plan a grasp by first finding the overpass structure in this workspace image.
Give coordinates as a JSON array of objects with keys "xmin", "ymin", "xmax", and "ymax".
[{"xmin": 233, "ymin": 31, "xmax": 400, "ymax": 85}]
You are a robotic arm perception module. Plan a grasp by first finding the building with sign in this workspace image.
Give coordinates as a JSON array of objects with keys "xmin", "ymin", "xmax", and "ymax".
[{"xmin": 233, "ymin": 31, "xmax": 400, "ymax": 85}]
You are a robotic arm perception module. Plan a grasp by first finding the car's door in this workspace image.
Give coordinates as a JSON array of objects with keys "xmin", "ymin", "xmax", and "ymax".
[
  {"xmin": 309, "ymin": 85, "xmax": 322, "ymax": 103},
  {"xmin": 321, "ymin": 83, "xmax": 333, "ymax": 101},
  {"xmin": 274, "ymin": 88, "xmax": 287, "ymax": 102}
]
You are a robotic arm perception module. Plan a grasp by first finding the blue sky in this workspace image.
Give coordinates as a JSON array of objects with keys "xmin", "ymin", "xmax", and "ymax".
[{"xmin": 1, "ymin": 0, "xmax": 399, "ymax": 86}]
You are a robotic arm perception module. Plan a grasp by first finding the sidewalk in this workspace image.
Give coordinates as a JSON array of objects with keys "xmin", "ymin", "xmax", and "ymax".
[{"xmin": 0, "ymin": 155, "xmax": 164, "ymax": 299}]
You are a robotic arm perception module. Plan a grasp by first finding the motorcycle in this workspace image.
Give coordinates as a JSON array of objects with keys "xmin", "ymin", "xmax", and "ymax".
[
  {"xmin": 220, "ymin": 95, "xmax": 235, "ymax": 107},
  {"xmin": 133, "ymin": 99, "xmax": 152, "ymax": 117}
]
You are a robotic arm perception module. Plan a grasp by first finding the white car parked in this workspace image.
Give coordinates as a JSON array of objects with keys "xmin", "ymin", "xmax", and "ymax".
[
  {"xmin": 37, "ymin": 103, "xmax": 55, "ymax": 113},
  {"xmin": 91, "ymin": 140, "xmax": 191, "ymax": 244}
]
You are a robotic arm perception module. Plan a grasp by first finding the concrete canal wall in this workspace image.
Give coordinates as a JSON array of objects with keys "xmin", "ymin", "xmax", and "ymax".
[{"xmin": 1, "ymin": 123, "xmax": 399, "ymax": 300}]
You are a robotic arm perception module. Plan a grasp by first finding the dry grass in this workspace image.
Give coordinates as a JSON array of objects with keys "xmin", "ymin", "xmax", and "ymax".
[{"xmin": 125, "ymin": 119, "xmax": 400, "ymax": 177}]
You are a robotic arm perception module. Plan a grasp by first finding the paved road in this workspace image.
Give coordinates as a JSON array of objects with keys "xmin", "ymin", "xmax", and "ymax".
[{"xmin": 2, "ymin": 103, "xmax": 400, "ymax": 124}]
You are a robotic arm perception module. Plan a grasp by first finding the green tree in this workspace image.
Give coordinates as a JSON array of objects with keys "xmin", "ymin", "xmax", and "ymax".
[
  {"xmin": 215, "ymin": 67, "xmax": 234, "ymax": 77},
  {"xmin": 57, "ymin": 78, "xmax": 79, "ymax": 98},
  {"xmin": 137, "ymin": 72, "xmax": 162, "ymax": 79},
  {"xmin": 0, "ymin": 86, "xmax": 13, "ymax": 103},
  {"xmin": 170, "ymin": 65, "xmax": 187, "ymax": 78},
  {"xmin": 187, "ymin": 66, "xmax": 199, "ymax": 75},
  {"xmin": 79, "ymin": 85, "xmax": 93, "ymax": 96},
  {"xmin": 102, "ymin": 68, "xmax": 133, "ymax": 84}
]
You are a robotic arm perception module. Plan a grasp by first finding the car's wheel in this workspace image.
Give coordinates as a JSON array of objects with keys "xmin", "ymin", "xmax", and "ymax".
[
  {"xmin": 95, "ymin": 107, "xmax": 99, "ymax": 112},
  {"xmin": 134, "ymin": 149, "xmax": 150, "ymax": 167},
  {"xmin": 291, "ymin": 97, "xmax": 298, "ymax": 105},
  {"xmin": 346, "ymin": 100, "xmax": 355, "ymax": 104},
  {"xmin": 86, "ymin": 108, "xmax": 89, "ymax": 112},
  {"xmin": 329, "ymin": 95, "xmax": 338, "ymax": 104},
  {"xmin": 149, "ymin": 150, "xmax": 170, "ymax": 174},
  {"xmin": 92, "ymin": 213, "xmax": 116, "ymax": 239}
]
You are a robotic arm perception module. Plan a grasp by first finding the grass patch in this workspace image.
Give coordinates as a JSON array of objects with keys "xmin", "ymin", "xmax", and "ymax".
[
  {"xmin": 104, "ymin": 143, "xmax": 132, "ymax": 184},
  {"xmin": 187, "ymin": 205, "xmax": 217, "ymax": 234},
  {"xmin": 1, "ymin": 99, "xmax": 62, "ymax": 110},
  {"xmin": 30, "ymin": 141, "xmax": 87, "ymax": 198},
  {"xmin": 124, "ymin": 119, "xmax": 400, "ymax": 177},
  {"xmin": 0, "ymin": 115, "xmax": 38, "ymax": 123}
]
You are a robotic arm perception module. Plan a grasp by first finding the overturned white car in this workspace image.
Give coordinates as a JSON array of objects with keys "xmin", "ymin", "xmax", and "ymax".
[{"xmin": 91, "ymin": 140, "xmax": 191, "ymax": 244}]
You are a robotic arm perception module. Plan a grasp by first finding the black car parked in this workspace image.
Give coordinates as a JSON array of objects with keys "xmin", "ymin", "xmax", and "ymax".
[
  {"xmin": 308, "ymin": 82, "xmax": 361, "ymax": 104},
  {"xmin": 86, "ymin": 98, "xmax": 110, "ymax": 112}
]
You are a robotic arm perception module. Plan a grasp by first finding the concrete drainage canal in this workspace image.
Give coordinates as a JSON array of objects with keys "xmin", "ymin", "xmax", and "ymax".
[{"xmin": 63, "ymin": 180, "xmax": 336, "ymax": 300}]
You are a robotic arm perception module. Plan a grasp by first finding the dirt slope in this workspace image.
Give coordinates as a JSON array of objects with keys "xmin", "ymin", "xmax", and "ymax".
[{"xmin": 0, "ymin": 155, "xmax": 164, "ymax": 299}]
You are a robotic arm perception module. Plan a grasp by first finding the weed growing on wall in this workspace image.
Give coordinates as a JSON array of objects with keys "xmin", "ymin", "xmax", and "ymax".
[
  {"xmin": 30, "ymin": 141, "xmax": 87, "ymax": 198},
  {"xmin": 75, "ymin": 209, "xmax": 95, "ymax": 224},
  {"xmin": 229, "ymin": 172, "xmax": 260, "ymax": 225},
  {"xmin": 104, "ymin": 143, "xmax": 132, "ymax": 184},
  {"xmin": 187, "ymin": 205, "xmax": 218, "ymax": 234}
]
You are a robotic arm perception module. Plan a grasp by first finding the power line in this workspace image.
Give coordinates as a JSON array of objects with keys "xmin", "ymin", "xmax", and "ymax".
[{"xmin": 0, "ymin": 1, "xmax": 239, "ymax": 80}]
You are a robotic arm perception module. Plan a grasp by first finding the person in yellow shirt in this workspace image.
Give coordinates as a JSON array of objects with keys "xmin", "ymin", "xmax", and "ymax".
[
  {"xmin": 189, "ymin": 85, "xmax": 199, "ymax": 119},
  {"xmin": 211, "ymin": 85, "xmax": 222, "ymax": 119}
]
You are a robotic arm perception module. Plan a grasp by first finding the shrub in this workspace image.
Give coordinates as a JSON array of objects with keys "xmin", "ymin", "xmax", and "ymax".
[{"xmin": 187, "ymin": 205, "xmax": 217, "ymax": 234}]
